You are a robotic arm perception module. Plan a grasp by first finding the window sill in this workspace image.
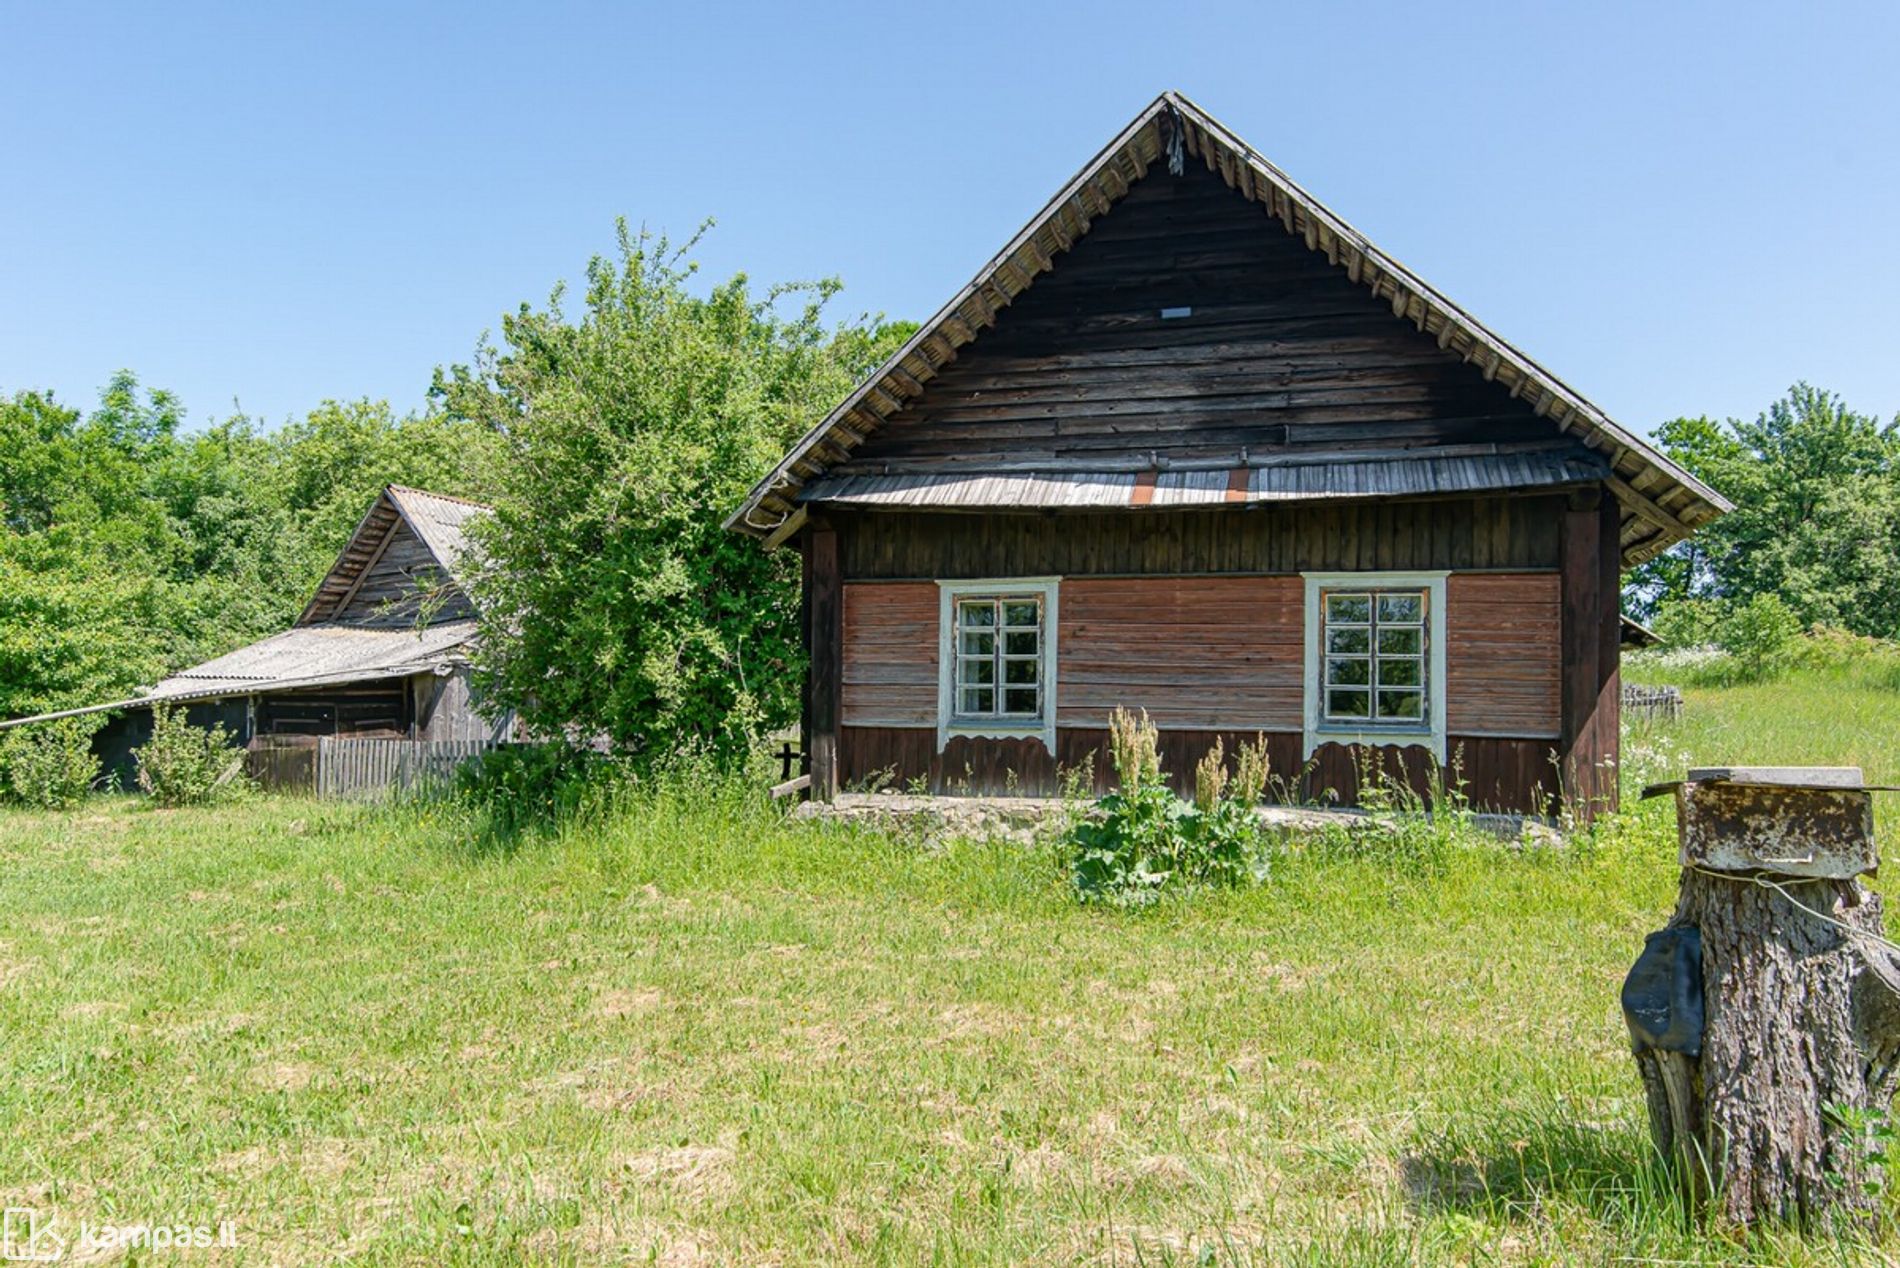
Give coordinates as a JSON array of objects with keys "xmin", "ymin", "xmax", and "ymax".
[{"xmin": 945, "ymin": 721, "xmax": 1046, "ymax": 738}]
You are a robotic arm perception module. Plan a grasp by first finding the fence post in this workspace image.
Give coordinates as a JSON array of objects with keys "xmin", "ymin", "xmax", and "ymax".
[{"xmin": 1626, "ymin": 766, "xmax": 1900, "ymax": 1225}]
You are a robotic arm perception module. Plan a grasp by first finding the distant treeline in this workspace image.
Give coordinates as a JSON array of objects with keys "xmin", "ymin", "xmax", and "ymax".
[{"xmin": 1630, "ymin": 382, "xmax": 1900, "ymax": 641}]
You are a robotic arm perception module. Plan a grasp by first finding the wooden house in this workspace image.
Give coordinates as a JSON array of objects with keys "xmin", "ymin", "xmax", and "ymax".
[
  {"xmin": 726, "ymin": 93, "xmax": 1729, "ymax": 820},
  {"xmin": 2, "ymin": 485, "xmax": 511, "ymax": 784}
]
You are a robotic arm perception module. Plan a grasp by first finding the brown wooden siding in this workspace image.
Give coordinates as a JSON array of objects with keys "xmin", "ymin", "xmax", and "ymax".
[
  {"xmin": 842, "ymin": 571, "xmax": 1558, "ymax": 738},
  {"xmin": 1058, "ymin": 576, "xmax": 1301, "ymax": 729},
  {"xmin": 1445, "ymin": 573, "xmax": 1561, "ymax": 738},
  {"xmin": 838, "ymin": 164, "xmax": 1560, "ymax": 474},
  {"xmin": 839, "ymin": 726, "xmax": 1555, "ymax": 815},
  {"xmin": 841, "ymin": 582, "xmax": 938, "ymax": 726},
  {"xmin": 838, "ymin": 497, "xmax": 1563, "ymax": 581}
]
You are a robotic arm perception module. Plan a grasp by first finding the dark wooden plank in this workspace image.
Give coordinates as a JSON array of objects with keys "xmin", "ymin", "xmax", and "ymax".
[
  {"xmin": 842, "ymin": 163, "xmax": 1562, "ymax": 476},
  {"xmin": 837, "ymin": 499, "xmax": 1565, "ymax": 580},
  {"xmin": 808, "ymin": 520, "xmax": 842, "ymax": 802}
]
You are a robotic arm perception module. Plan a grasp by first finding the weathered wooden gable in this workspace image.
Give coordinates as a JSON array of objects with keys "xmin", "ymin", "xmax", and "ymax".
[
  {"xmin": 839, "ymin": 163, "xmax": 1561, "ymax": 474},
  {"xmin": 299, "ymin": 487, "xmax": 479, "ymax": 628}
]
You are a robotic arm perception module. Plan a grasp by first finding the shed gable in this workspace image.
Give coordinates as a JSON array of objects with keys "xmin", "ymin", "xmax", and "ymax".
[
  {"xmin": 839, "ymin": 163, "xmax": 1561, "ymax": 474},
  {"xmin": 298, "ymin": 486, "xmax": 484, "ymax": 628}
]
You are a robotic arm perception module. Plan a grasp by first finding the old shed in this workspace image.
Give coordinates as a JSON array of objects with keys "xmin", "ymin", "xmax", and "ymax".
[
  {"xmin": 3, "ymin": 485, "xmax": 511, "ymax": 785},
  {"xmin": 727, "ymin": 92, "xmax": 1729, "ymax": 820}
]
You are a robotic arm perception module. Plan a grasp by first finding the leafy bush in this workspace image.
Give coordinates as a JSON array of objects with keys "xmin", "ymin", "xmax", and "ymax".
[
  {"xmin": 1643, "ymin": 593, "xmax": 1805, "ymax": 686},
  {"xmin": 451, "ymin": 743, "xmax": 622, "ymax": 834},
  {"xmin": 1068, "ymin": 708, "xmax": 1272, "ymax": 908},
  {"xmin": 0, "ymin": 717, "xmax": 101, "ymax": 808},
  {"xmin": 1715, "ymin": 593, "xmax": 1801, "ymax": 680},
  {"xmin": 434, "ymin": 223, "xmax": 915, "ymax": 765},
  {"xmin": 135, "ymin": 703, "xmax": 247, "ymax": 807}
]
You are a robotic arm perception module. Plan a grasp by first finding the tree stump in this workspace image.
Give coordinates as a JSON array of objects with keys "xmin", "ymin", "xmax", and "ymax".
[
  {"xmin": 1639, "ymin": 871, "xmax": 1899, "ymax": 1224},
  {"xmin": 1631, "ymin": 768, "xmax": 1900, "ymax": 1226}
]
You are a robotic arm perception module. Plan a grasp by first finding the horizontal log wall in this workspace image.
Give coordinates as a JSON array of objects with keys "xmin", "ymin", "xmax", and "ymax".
[
  {"xmin": 841, "ymin": 583, "xmax": 938, "ymax": 727},
  {"xmin": 840, "ymin": 573, "xmax": 1557, "ymax": 733},
  {"xmin": 834, "ymin": 566, "xmax": 1565, "ymax": 815}
]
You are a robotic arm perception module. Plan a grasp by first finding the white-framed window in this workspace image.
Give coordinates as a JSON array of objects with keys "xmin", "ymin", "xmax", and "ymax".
[
  {"xmin": 1302, "ymin": 571, "xmax": 1447, "ymax": 762},
  {"xmin": 937, "ymin": 578, "xmax": 1059, "ymax": 754}
]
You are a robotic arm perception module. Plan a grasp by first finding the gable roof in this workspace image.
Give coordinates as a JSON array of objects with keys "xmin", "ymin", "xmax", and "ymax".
[
  {"xmin": 726, "ymin": 91, "xmax": 1730, "ymax": 566},
  {"xmin": 299, "ymin": 485, "xmax": 489, "ymax": 625}
]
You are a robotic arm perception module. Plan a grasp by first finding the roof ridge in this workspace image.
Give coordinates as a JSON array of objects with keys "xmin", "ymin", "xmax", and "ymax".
[{"xmin": 385, "ymin": 484, "xmax": 493, "ymax": 511}]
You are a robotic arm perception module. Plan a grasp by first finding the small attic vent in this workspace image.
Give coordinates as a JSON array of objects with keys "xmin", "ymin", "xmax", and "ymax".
[{"xmin": 1160, "ymin": 306, "xmax": 1193, "ymax": 320}]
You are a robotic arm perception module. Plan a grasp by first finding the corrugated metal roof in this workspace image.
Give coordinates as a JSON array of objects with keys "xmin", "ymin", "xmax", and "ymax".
[
  {"xmin": 152, "ymin": 619, "xmax": 478, "ymax": 698},
  {"xmin": 799, "ymin": 450, "xmax": 1610, "ymax": 510},
  {"xmin": 0, "ymin": 620, "xmax": 479, "ymax": 730}
]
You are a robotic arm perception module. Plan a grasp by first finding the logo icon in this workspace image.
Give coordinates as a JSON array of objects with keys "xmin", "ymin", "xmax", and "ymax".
[{"xmin": 1, "ymin": 1209, "xmax": 64, "ymax": 1262}]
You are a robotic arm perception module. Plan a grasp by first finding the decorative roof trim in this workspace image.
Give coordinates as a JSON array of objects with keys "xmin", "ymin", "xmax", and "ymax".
[{"xmin": 724, "ymin": 90, "xmax": 1730, "ymax": 567}]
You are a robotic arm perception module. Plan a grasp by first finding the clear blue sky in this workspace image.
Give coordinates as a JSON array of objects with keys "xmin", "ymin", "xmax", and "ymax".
[{"xmin": 4, "ymin": 1, "xmax": 1897, "ymax": 436}]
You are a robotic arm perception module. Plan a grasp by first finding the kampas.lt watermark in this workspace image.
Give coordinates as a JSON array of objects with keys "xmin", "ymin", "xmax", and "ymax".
[{"xmin": 4, "ymin": 1208, "xmax": 237, "ymax": 1261}]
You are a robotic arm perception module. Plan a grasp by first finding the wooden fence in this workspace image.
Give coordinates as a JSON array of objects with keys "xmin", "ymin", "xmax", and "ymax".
[
  {"xmin": 316, "ymin": 737, "xmax": 494, "ymax": 799},
  {"xmin": 247, "ymin": 736, "xmax": 495, "ymax": 799},
  {"xmin": 1622, "ymin": 684, "xmax": 1684, "ymax": 724}
]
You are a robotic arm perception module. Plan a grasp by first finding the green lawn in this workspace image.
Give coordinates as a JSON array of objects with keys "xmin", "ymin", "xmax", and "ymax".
[{"xmin": 2, "ymin": 676, "xmax": 1899, "ymax": 1264}]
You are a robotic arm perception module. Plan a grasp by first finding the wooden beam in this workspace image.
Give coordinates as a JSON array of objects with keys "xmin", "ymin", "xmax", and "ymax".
[
  {"xmin": 807, "ymin": 519, "xmax": 842, "ymax": 803},
  {"xmin": 1559, "ymin": 494, "xmax": 1620, "ymax": 822},
  {"xmin": 763, "ymin": 506, "xmax": 807, "ymax": 551},
  {"xmin": 1606, "ymin": 474, "xmax": 1692, "ymax": 537}
]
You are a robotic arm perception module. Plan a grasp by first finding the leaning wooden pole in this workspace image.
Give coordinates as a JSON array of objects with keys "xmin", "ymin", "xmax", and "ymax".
[{"xmin": 1626, "ymin": 767, "xmax": 1900, "ymax": 1226}]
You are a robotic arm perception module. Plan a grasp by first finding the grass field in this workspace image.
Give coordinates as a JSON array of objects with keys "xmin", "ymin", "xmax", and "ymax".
[{"xmin": 3, "ymin": 670, "xmax": 1900, "ymax": 1264}]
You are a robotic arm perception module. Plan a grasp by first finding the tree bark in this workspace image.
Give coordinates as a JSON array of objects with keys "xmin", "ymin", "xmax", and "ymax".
[{"xmin": 1637, "ymin": 869, "xmax": 1899, "ymax": 1225}]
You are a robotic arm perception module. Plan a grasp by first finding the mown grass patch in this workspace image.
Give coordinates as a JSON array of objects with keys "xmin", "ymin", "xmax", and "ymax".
[{"xmin": 2, "ymin": 682, "xmax": 1899, "ymax": 1262}]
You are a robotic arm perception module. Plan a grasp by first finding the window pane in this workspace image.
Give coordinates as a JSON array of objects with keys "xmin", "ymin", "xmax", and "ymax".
[
  {"xmin": 1377, "ymin": 690, "xmax": 1422, "ymax": 720},
  {"xmin": 960, "ymin": 630, "xmax": 995, "ymax": 656},
  {"xmin": 959, "ymin": 602, "xmax": 996, "ymax": 628},
  {"xmin": 959, "ymin": 687, "xmax": 993, "ymax": 715},
  {"xmin": 1326, "ymin": 593, "xmax": 1371, "ymax": 624},
  {"xmin": 1377, "ymin": 627, "xmax": 1421, "ymax": 656},
  {"xmin": 1378, "ymin": 593, "xmax": 1423, "ymax": 624},
  {"xmin": 1327, "ymin": 626, "xmax": 1370, "ymax": 654},
  {"xmin": 960, "ymin": 657, "xmax": 994, "ymax": 685},
  {"xmin": 1003, "ymin": 658, "xmax": 1039, "ymax": 685},
  {"xmin": 1379, "ymin": 658, "xmax": 1422, "ymax": 687},
  {"xmin": 1327, "ymin": 689, "xmax": 1370, "ymax": 719},
  {"xmin": 1326, "ymin": 657, "xmax": 1370, "ymax": 686},
  {"xmin": 1002, "ymin": 601, "xmax": 1040, "ymax": 627},
  {"xmin": 1004, "ymin": 630, "xmax": 1038, "ymax": 657},
  {"xmin": 1002, "ymin": 688, "xmax": 1039, "ymax": 716}
]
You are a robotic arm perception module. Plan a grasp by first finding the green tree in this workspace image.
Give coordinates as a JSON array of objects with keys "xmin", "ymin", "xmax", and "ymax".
[
  {"xmin": 434, "ymin": 221, "xmax": 912, "ymax": 759},
  {"xmin": 1628, "ymin": 384, "xmax": 1900, "ymax": 635},
  {"xmin": 0, "ymin": 373, "xmax": 501, "ymax": 720}
]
